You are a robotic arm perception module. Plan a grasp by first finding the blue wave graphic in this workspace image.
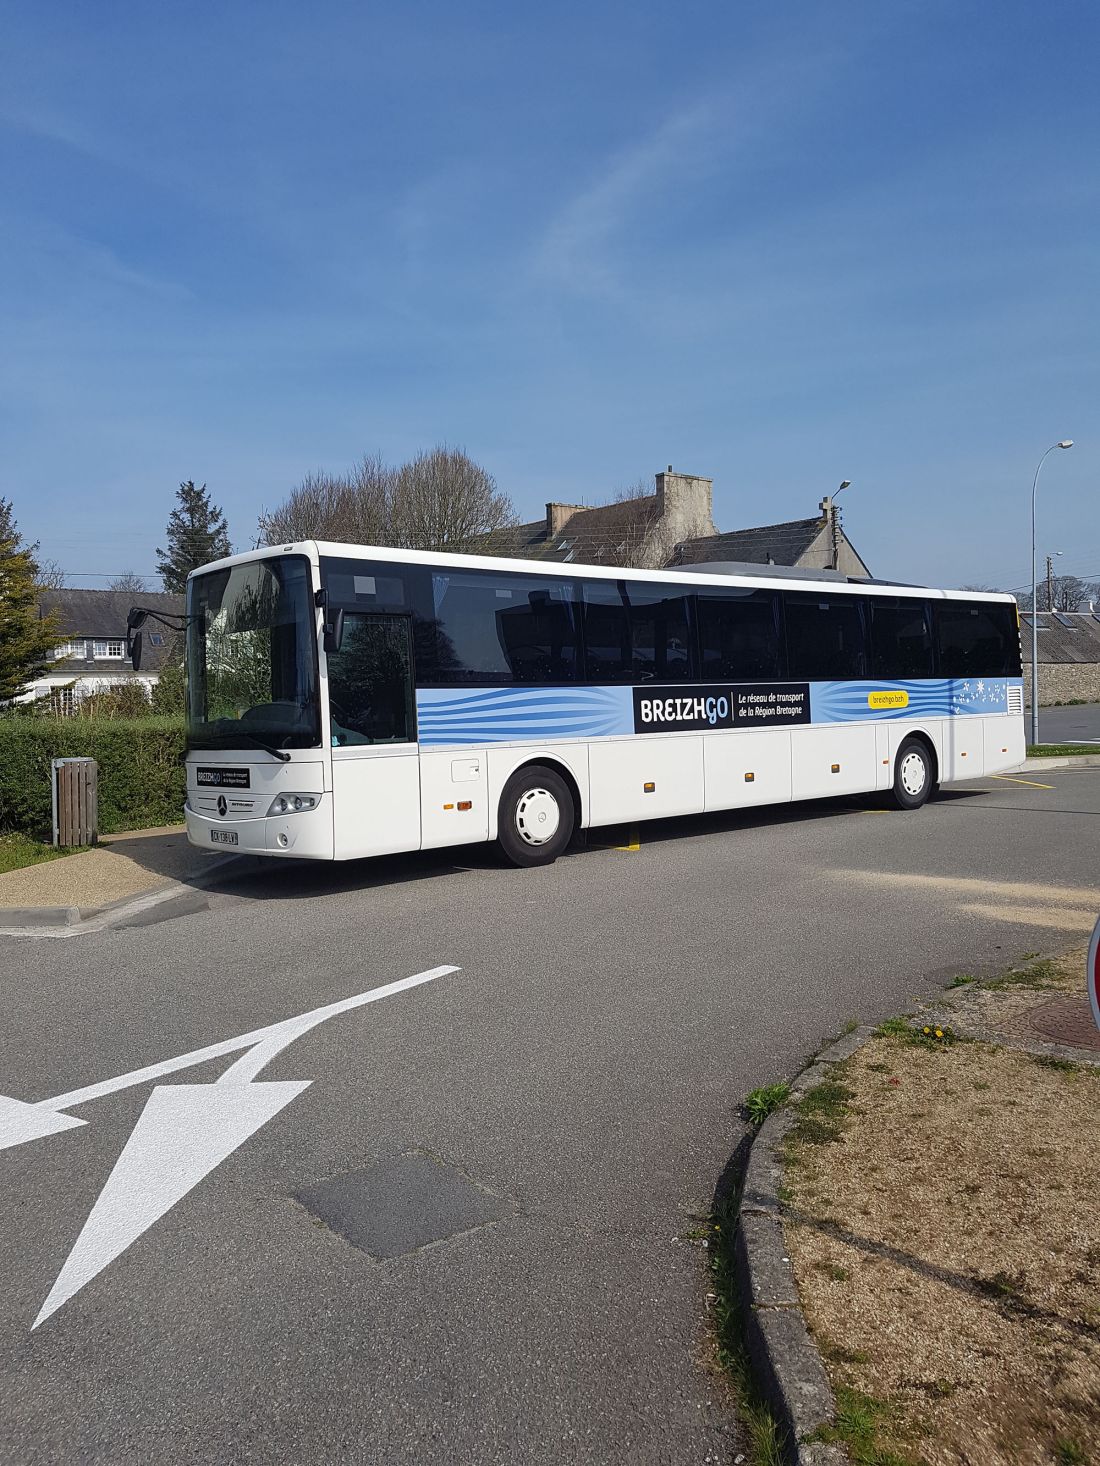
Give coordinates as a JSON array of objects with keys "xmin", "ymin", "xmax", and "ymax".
[{"xmin": 417, "ymin": 686, "xmax": 632, "ymax": 745}]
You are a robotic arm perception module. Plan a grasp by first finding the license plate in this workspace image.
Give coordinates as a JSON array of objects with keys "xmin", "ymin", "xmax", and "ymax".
[{"xmin": 210, "ymin": 830, "xmax": 239, "ymax": 846}]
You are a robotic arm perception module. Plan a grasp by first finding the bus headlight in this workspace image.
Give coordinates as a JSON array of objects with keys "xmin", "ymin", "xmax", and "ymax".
[{"xmin": 267, "ymin": 793, "xmax": 319, "ymax": 815}]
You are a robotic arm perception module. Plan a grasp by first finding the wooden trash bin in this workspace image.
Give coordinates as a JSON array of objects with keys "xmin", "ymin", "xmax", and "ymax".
[{"xmin": 52, "ymin": 757, "xmax": 99, "ymax": 848}]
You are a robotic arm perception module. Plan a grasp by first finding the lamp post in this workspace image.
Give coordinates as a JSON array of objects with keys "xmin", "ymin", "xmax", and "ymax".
[{"xmin": 1030, "ymin": 441, "xmax": 1074, "ymax": 745}]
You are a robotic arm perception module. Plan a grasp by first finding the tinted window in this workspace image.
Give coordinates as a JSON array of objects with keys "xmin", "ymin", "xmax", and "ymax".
[
  {"xmin": 697, "ymin": 589, "xmax": 783, "ymax": 680},
  {"xmin": 428, "ymin": 570, "xmax": 579, "ymax": 684},
  {"xmin": 784, "ymin": 593, "xmax": 868, "ymax": 679},
  {"xmin": 494, "ymin": 581, "xmax": 578, "ymax": 682},
  {"xmin": 582, "ymin": 582, "xmax": 693, "ymax": 682},
  {"xmin": 327, "ymin": 614, "xmax": 414, "ymax": 745},
  {"xmin": 869, "ymin": 598, "xmax": 935, "ymax": 679},
  {"xmin": 936, "ymin": 602, "xmax": 1021, "ymax": 677}
]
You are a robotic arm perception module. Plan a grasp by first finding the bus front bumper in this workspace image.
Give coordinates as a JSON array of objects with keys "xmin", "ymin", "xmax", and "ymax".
[{"xmin": 185, "ymin": 801, "xmax": 334, "ymax": 860}]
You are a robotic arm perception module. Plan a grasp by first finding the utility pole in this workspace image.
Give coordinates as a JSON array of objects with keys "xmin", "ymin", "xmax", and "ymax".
[
  {"xmin": 820, "ymin": 481, "xmax": 851, "ymax": 570},
  {"xmin": 1029, "ymin": 441, "xmax": 1074, "ymax": 745},
  {"xmin": 1046, "ymin": 554, "xmax": 1055, "ymax": 613}
]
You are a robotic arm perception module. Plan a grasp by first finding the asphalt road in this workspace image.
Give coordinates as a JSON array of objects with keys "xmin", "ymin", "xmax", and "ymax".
[
  {"xmin": 2, "ymin": 770, "xmax": 1099, "ymax": 1465},
  {"xmin": 1039, "ymin": 700, "xmax": 1100, "ymax": 743}
]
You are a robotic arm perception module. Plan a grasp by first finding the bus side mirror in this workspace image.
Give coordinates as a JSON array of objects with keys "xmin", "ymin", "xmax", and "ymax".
[
  {"xmin": 129, "ymin": 631, "xmax": 143, "ymax": 670},
  {"xmin": 323, "ymin": 607, "xmax": 345, "ymax": 655}
]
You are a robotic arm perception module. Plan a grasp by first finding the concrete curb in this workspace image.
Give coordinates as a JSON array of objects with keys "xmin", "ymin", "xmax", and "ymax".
[
  {"xmin": 736, "ymin": 1025, "xmax": 877, "ymax": 1465},
  {"xmin": 0, "ymin": 852, "xmax": 252, "ymax": 939},
  {"xmin": 1011, "ymin": 753, "xmax": 1100, "ymax": 770}
]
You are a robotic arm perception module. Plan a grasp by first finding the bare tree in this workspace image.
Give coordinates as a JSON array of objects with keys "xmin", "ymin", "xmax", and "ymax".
[
  {"xmin": 389, "ymin": 446, "xmax": 517, "ymax": 552},
  {"xmin": 1051, "ymin": 575, "xmax": 1090, "ymax": 612},
  {"xmin": 257, "ymin": 456, "xmax": 395, "ymax": 546},
  {"xmin": 34, "ymin": 558, "xmax": 67, "ymax": 590},
  {"xmin": 257, "ymin": 446, "xmax": 517, "ymax": 553},
  {"xmin": 108, "ymin": 572, "xmax": 147, "ymax": 593}
]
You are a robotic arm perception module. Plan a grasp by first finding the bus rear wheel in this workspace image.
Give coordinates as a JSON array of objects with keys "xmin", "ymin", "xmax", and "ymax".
[
  {"xmin": 892, "ymin": 737, "xmax": 932, "ymax": 810},
  {"xmin": 497, "ymin": 765, "xmax": 575, "ymax": 867}
]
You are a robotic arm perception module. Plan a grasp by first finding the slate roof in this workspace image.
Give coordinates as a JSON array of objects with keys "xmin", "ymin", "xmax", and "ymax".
[
  {"xmin": 669, "ymin": 517, "xmax": 827, "ymax": 567},
  {"xmin": 1021, "ymin": 612, "xmax": 1100, "ymax": 664},
  {"xmin": 480, "ymin": 495, "xmax": 663, "ymax": 565},
  {"xmin": 38, "ymin": 589, "xmax": 185, "ymax": 673}
]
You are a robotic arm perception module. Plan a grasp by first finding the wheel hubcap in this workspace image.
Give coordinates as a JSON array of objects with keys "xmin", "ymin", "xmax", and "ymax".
[
  {"xmin": 900, "ymin": 751, "xmax": 927, "ymax": 797},
  {"xmin": 515, "ymin": 787, "xmax": 560, "ymax": 846}
]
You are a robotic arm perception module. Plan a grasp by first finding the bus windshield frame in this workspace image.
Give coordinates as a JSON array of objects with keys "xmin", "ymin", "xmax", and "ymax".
[{"xmin": 186, "ymin": 554, "xmax": 321, "ymax": 753}]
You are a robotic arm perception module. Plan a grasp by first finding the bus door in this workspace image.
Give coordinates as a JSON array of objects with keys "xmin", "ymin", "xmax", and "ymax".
[{"xmin": 326, "ymin": 613, "xmax": 422, "ymax": 858}]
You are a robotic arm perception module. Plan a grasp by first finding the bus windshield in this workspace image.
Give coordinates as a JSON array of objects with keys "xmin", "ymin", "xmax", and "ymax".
[{"xmin": 186, "ymin": 555, "xmax": 320, "ymax": 751}]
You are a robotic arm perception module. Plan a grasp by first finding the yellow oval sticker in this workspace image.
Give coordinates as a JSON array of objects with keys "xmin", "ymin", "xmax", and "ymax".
[{"xmin": 868, "ymin": 689, "xmax": 909, "ymax": 710}]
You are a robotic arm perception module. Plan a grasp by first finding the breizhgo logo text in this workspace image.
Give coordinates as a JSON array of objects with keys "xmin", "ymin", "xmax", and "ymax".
[{"xmin": 632, "ymin": 683, "xmax": 810, "ymax": 734}]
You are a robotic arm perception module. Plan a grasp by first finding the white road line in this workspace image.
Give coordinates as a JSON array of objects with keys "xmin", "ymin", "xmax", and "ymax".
[{"xmin": 37, "ymin": 965, "xmax": 459, "ymax": 1116}]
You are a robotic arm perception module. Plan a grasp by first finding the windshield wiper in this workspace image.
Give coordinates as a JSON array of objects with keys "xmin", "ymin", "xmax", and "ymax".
[{"xmin": 198, "ymin": 729, "xmax": 292, "ymax": 762}]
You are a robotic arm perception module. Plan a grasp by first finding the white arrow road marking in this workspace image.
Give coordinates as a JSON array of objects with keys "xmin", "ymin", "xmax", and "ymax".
[
  {"xmin": 0, "ymin": 965, "xmax": 459, "ymax": 1153},
  {"xmin": 2, "ymin": 964, "xmax": 460, "ymax": 1327},
  {"xmin": 33, "ymin": 1081, "xmax": 310, "ymax": 1328},
  {"xmin": 0, "ymin": 1099, "xmax": 87, "ymax": 1150}
]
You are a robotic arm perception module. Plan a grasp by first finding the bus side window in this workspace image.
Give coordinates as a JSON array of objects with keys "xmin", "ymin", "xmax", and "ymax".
[
  {"xmin": 784, "ymin": 594, "xmax": 869, "ymax": 680},
  {"xmin": 580, "ymin": 583, "xmax": 693, "ymax": 682},
  {"xmin": 869, "ymin": 599, "xmax": 935, "ymax": 679},
  {"xmin": 935, "ymin": 603, "xmax": 1019, "ymax": 678},
  {"xmin": 697, "ymin": 590, "xmax": 783, "ymax": 680}
]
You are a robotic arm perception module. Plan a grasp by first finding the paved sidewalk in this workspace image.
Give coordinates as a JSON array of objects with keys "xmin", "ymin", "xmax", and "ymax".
[{"xmin": 0, "ymin": 827, "xmax": 220, "ymax": 912}]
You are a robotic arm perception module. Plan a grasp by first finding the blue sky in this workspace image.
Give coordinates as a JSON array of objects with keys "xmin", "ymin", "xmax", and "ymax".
[{"xmin": 1, "ymin": 0, "xmax": 1096, "ymax": 594}]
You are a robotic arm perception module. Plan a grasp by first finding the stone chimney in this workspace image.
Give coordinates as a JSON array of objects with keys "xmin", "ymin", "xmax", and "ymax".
[
  {"xmin": 654, "ymin": 468, "xmax": 715, "ymax": 543},
  {"xmin": 545, "ymin": 502, "xmax": 582, "ymax": 539}
]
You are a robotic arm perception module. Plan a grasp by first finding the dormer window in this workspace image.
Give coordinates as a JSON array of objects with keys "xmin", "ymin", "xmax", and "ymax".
[{"xmin": 93, "ymin": 639, "xmax": 126, "ymax": 659}]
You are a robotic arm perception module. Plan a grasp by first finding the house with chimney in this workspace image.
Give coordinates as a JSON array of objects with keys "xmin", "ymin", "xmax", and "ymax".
[{"xmin": 484, "ymin": 468, "xmax": 871, "ymax": 577}]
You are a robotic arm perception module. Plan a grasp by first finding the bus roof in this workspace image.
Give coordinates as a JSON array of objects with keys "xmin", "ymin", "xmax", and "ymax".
[{"xmin": 188, "ymin": 540, "xmax": 1018, "ymax": 605}]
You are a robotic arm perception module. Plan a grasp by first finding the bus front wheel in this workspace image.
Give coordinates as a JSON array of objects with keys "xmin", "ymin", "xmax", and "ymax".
[
  {"xmin": 497, "ymin": 765, "xmax": 575, "ymax": 867},
  {"xmin": 892, "ymin": 738, "xmax": 933, "ymax": 810}
]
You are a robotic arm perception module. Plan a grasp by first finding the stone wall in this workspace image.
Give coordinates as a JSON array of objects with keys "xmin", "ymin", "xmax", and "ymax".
[{"xmin": 1022, "ymin": 662, "xmax": 1100, "ymax": 707}]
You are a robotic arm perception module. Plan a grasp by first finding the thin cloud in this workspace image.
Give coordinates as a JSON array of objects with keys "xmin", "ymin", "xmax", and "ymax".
[{"xmin": 530, "ymin": 99, "xmax": 722, "ymax": 297}]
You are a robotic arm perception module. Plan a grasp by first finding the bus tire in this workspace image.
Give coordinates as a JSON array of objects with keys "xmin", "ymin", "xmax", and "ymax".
[
  {"xmin": 892, "ymin": 737, "xmax": 932, "ymax": 810},
  {"xmin": 497, "ymin": 765, "xmax": 575, "ymax": 867}
]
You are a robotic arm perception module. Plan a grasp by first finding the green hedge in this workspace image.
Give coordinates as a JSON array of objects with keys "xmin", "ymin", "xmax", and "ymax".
[{"xmin": 0, "ymin": 717, "xmax": 187, "ymax": 839}]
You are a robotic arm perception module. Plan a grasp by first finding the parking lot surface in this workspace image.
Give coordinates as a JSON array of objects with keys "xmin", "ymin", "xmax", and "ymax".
[
  {"xmin": 1039, "ymin": 700, "xmax": 1100, "ymax": 743},
  {"xmin": 2, "ymin": 770, "xmax": 1098, "ymax": 1464}
]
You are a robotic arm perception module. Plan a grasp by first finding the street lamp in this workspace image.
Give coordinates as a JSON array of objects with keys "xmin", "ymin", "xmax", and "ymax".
[{"xmin": 1030, "ymin": 440, "xmax": 1074, "ymax": 745}]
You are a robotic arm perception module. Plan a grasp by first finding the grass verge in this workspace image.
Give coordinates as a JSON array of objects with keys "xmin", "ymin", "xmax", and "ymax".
[
  {"xmin": 1026, "ymin": 743, "xmax": 1099, "ymax": 756},
  {"xmin": 0, "ymin": 833, "xmax": 77, "ymax": 874},
  {"xmin": 782, "ymin": 947, "xmax": 1100, "ymax": 1465}
]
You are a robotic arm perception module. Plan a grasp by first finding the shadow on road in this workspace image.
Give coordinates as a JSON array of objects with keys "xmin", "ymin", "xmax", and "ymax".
[{"xmin": 187, "ymin": 787, "xmax": 996, "ymax": 907}]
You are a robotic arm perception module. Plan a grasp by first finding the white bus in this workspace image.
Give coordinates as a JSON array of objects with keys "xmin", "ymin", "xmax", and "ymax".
[{"xmin": 168, "ymin": 542, "xmax": 1025, "ymax": 867}]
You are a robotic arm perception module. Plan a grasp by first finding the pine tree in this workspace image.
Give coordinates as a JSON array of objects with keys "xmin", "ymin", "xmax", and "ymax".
[
  {"xmin": 156, "ymin": 481, "xmax": 232, "ymax": 592},
  {"xmin": 0, "ymin": 498, "xmax": 60, "ymax": 701}
]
